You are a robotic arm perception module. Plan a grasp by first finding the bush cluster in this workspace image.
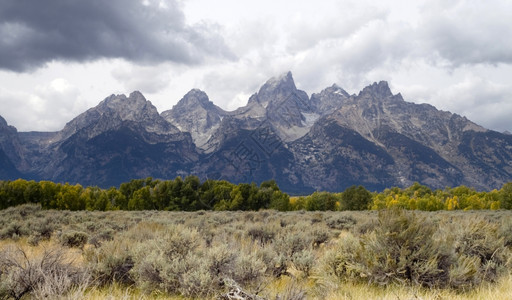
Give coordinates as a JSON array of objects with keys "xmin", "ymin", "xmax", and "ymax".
[
  {"xmin": 82, "ymin": 211, "xmax": 328, "ymax": 298},
  {"xmin": 324, "ymin": 209, "xmax": 510, "ymax": 290}
]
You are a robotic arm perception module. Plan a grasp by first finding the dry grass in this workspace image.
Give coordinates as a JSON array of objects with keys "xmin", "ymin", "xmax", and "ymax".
[
  {"xmin": 79, "ymin": 284, "xmax": 186, "ymax": 300},
  {"xmin": 321, "ymin": 274, "xmax": 512, "ymax": 300},
  {"xmin": 1, "ymin": 206, "xmax": 512, "ymax": 299},
  {"xmin": 0, "ymin": 238, "xmax": 84, "ymax": 266},
  {"xmin": 75, "ymin": 274, "xmax": 512, "ymax": 299}
]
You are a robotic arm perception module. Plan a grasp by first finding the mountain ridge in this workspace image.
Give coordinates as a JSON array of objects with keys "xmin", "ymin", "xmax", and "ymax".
[{"xmin": 1, "ymin": 72, "xmax": 511, "ymax": 193}]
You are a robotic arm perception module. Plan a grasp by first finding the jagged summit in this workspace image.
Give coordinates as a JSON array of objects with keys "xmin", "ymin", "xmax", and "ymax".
[
  {"xmin": 330, "ymin": 83, "xmax": 351, "ymax": 95},
  {"xmin": 171, "ymin": 89, "xmax": 213, "ymax": 109},
  {"xmin": 162, "ymin": 89, "xmax": 226, "ymax": 149},
  {"xmin": 310, "ymin": 84, "xmax": 350, "ymax": 115},
  {"xmin": 262, "ymin": 71, "xmax": 296, "ymax": 90},
  {"xmin": 359, "ymin": 81, "xmax": 394, "ymax": 99},
  {"xmin": 59, "ymin": 91, "xmax": 179, "ymax": 142},
  {"xmin": 228, "ymin": 71, "xmax": 314, "ymax": 142},
  {"xmin": 250, "ymin": 71, "xmax": 299, "ymax": 108},
  {"xmin": 99, "ymin": 91, "xmax": 154, "ymax": 115}
]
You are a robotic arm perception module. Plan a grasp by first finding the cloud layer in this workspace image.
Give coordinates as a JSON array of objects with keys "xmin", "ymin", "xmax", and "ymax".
[{"xmin": 0, "ymin": 0, "xmax": 233, "ymax": 71}]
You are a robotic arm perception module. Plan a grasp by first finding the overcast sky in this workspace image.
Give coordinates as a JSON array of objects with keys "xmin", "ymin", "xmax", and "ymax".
[{"xmin": 1, "ymin": 0, "xmax": 511, "ymax": 133}]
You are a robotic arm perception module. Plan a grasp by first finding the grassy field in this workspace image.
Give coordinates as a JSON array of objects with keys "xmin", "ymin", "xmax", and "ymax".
[{"xmin": 1, "ymin": 205, "xmax": 511, "ymax": 299}]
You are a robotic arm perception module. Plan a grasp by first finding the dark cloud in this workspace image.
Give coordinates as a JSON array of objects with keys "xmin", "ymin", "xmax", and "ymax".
[{"xmin": 0, "ymin": 0, "xmax": 234, "ymax": 72}]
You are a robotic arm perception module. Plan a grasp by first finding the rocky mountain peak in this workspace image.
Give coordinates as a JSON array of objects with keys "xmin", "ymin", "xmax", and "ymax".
[
  {"xmin": 0, "ymin": 115, "xmax": 26, "ymax": 172},
  {"xmin": 98, "ymin": 91, "xmax": 159, "ymax": 121},
  {"xmin": 171, "ymin": 89, "xmax": 216, "ymax": 111},
  {"xmin": 359, "ymin": 81, "xmax": 393, "ymax": 99},
  {"xmin": 58, "ymin": 91, "xmax": 178, "ymax": 142},
  {"xmin": 161, "ymin": 89, "xmax": 226, "ymax": 150},
  {"xmin": 330, "ymin": 83, "xmax": 350, "ymax": 95},
  {"xmin": 0, "ymin": 115, "xmax": 8, "ymax": 128},
  {"xmin": 0, "ymin": 116, "xmax": 20, "ymax": 136},
  {"xmin": 310, "ymin": 84, "xmax": 351, "ymax": 115},
  {"xmin": 0, "ymin": 115, "xmax": 18, "ymax": 141},
  {"xmin": 262, "ymin": 71, "xmax": 295, "ymax": 90},
  {"xmin": 255, "ymin": 71, "xmax": 298, "ymax": 107},
  {"xmin": 129, "ymin": 90, "xmax": 146, "ymax": 101},
  {"xmin": 317, "ymin": 84, "xmax": 350, "ymax": 96}
]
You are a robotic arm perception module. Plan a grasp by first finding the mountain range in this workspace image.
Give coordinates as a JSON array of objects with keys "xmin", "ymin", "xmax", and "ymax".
[{"xmin": 1, "ymin": 72, "xmax": 511, "ymax": 193}]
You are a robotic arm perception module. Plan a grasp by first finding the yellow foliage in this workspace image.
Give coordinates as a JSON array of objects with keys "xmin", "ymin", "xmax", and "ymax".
[
  {"xmin": 446, "ymin": 196, "xmax": 459, "ymax": 210},
  {"xmin": 289, "ymin": 196, "xmax": 299, "ymax": 205},
  {"xmin": 491, "ymin": 201, "xmax": 501, "ymax": 210}
]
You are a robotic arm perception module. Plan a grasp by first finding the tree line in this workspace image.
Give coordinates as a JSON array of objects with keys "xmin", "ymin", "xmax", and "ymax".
[
  {"xmin": 0, "ymin": 177, "xmax": 511, "ymax": 211},
  {"xmin": 0, "ymin": 177, "xmax": 289, "ymax": 211},
  {"xmin": 290, "ymin": 182, "xmax": 512, "ymax": 211}
]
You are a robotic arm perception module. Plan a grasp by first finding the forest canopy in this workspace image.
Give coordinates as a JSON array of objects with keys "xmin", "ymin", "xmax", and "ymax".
[{"xmin": 0, "ymin": 178, "xmax": 511, "ymax": 212}]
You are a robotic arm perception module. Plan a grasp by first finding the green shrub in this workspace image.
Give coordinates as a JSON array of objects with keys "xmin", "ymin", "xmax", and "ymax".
[
  {"xmin": 130, "ymin": 225, "xmax": 206, "ymax": 295},
  {"xmin": 325, "ymin": 215, "xmax": 357, "ymax": 230},
  {"xmin": 231, "ymin": 251, "xmax": 267, "ymax": 288},
  {"xmin": 247, "ymin": 225, "xmax": 276, "ymax": 245},
  {"xmin": 59, "ymin": 230, "xmax": 88, "ymax": 248},
  {"xmin": 34, "ymin": 218, "xmax": 55, "ymax": 240},
  {"xmin": 27, "ymin": 234, "xmax": 41, "ymax": 246},
  {"xmin": 291, "ymin": 250, "xmax": 314, "ymax": 277},
  {"xmin": 309, "ymin": 227, "xmax": 330, "ymax": 247},
  {"xmin": 179, "ymin": 261, "xmax": 215, "ymax": 297},
  {"xmin": 206, "ymin": 244, "xmax": 237, "ymax": 279},
  {"xmin": 326, "ymin": 209, "xmax": 511, "ymax": 290},
  {"xmin": 134, "ymin": 248, "xmax": 182, "ymax": 293},
  {"xmin": 448, "ymin": 217, "xmax": 509, "ymax": 285},
  {"xmin": 0, "ymin": 222, "xmax": 29, "ymax": 240},
  {"xmin": 274, "ymin": 232, "xmax": 312, "ymax": 257},
  {"xmin": 328, "ymin": 209, "xmax": 450, "ymax": 287},
  {"xmin": 499, "ymin": 218, "xmax": 512, "ymax": 247},
  {"xmin": 447, "ymin": 254, "xmax": 481, "ymax": 290},
  {"xmin": 84, "ymin": 239, "xmax": 135, "ymax": 285},
  {"xmin": 354, "ymin": 218, "xmax": 378, "ymax": 234}
]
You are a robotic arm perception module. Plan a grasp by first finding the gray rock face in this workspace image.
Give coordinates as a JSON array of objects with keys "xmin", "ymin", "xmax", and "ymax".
[
  {"xmin": 1, "ymin": 72, "xmax": 511, "ymax": 192},
  {"xmin": 0, "ymin": 116, "xmax": 25, "ymax": 177},
  {"xmin": 289, "ymin": 117, "xmax": 397, "ymax": 191},
  {"xmin": 0, "ymin": 116, "xmax": 21, "ymax": 165},
  {"xmin": 161, "ymin": 89, "xmax": 226, "ymax": 150},
  {"xmin": 222, "ymin": 72, "xmax": 317, "ymax": 142},
  {"xmin": 318, "ymin": 81, "xmax": 497, "ymax": 190},
  {"xmin": 59, "ymin": 91, "xmax": 179, "ymax": 142},
  {"xmin": 310, "ymin": 84, "xmax": 350, "ymax": 115}
]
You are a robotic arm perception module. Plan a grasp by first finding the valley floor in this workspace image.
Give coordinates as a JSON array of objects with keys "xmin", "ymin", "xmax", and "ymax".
[{"xmin": 1, "ymin": 206, "xmax": 511, "ymax": 299}]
